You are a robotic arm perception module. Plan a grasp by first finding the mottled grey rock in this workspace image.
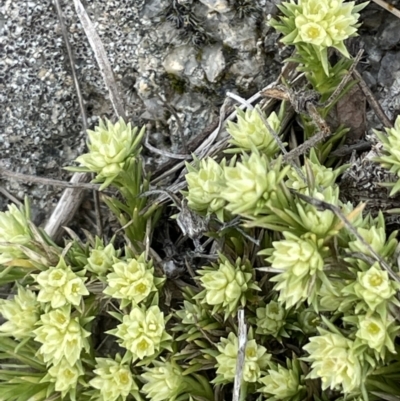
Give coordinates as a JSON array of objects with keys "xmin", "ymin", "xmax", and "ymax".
[
  {"xmin": 163, "ymin": 45, "xmax": 197, "ymax": 76},
  {"xmin": 378, "ymin": 51, "xmax": 400, "ymax": 87},
  {"xmin": 199, "ymin": 0, "xmax": 230, "ymax": 13},
  {"xmin": 380, "ymin": 75, "xmax": 400, "ymax": 121},
  {"xmin": 201, "ymin": 44, "xmax": 226, "ymax": 82},
  {"xmin": 377, "ymin": 16, "xmax": 400, "ymax": 50},
  {"xmin": 213, "ymin": 15, "xmax": 258, "ymax": 51},
  {"xmin": 0, "ymin": 0, "xmax": 283, "ymax": 221}
]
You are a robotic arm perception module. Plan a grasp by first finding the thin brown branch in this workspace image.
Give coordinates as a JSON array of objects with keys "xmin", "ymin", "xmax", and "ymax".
[
  {"xmin": 294, "ymin": 191, "xmax": 400, "ymax": 283},
  {"xmin": 0, "ymin": 186, "xmax": 22, "ymax": 206},
  {"xmin": 53, "ymin": 0, "xmax": 88, "ymax": 132},
  {"xmin": 73, "ymin": 0, "xmax": 126, "ymax": 119},
  {"xmin": 353, "ymin": 69, "xmax": 393, "ymax": 129},
  {"xmin": 0, "ymin": 167, "xmax": 102, "ymax": 191},
  {"xmin": 372, "ymin": 0, "xmax": 400, "ymax": 19}
]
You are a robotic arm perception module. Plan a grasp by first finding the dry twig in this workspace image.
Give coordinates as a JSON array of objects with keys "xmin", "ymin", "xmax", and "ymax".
[
  {"xmin": 233, "ymin": 309, "xmax": 247, "ymax": 401},
  {"xmin": 0, "ymin": 166, "xmax": 101, "ymax": 191},
  {"xmin": 294, "ymin": 191, "xmax": 400, "ymax": 283},
  {"xmin": 72, "ymin": 0, "xmax": 126, "ymax": 118},
  {"xmin": 372, "ymin": 0, "xmax": 400, "ymax": 19},
  {"xmin": 353, "ymin": 69, "xmax": 393, "ymax": 129}
]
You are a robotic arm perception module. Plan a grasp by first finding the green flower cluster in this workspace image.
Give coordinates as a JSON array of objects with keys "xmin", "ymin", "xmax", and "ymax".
[
  {"xmin": 196, "ymin": 254, "xmax": 260, "ymax": 319},
  {"xmin": 184, "ymin": 157, "xmax": 227, "ymax": 219},
  {"xmin": 214, "ymin": 332, "xmax": 270, "ymax": 383},
  {"xmin": 142, "ymin": 360, "xmax": 213, "ymax": 401},
  {"xmin": 34, "ymin": 257, "xmax": 89, "ymax": 309},
  {"xmin": 34, "ymin": 306, "xmax": 90, "ymax": 365},
  {"xmin": 86, "ymin": 239, "xmax": 120, "ymax": 276},
  {"xmin": 89, "ymin": 358, "xmax": 139, "ymax": 401},
  {"xmin": 226, "ymin": 108, "xmax": 283, "ymax": 156},
  {"xmin": 256, "ymin": 300, "xmax": 287, "ymax": 338},
  {"xmin": 262, "ymin": 232, "xmax": 327, "ymax": 308},
  {"xmin": 69, "ymin": 117, "xmax": 145, "ymax": 189},
  {"xmin": 259, "ymin": 359, "xmax": 305, "ymax": 401},
  {"xmin": 109, "ymin": 305, "xmax": 172, "ymax": 361},
  {"xmin": 303, "ymin": 328, "xmax": 363, "ymax": 393},
  {"xmin": 270, "ymin": 0, "xmax": 367, "ymax": 75},
  {"xmin": 0, "ymin": 286, "xmax": 40, "ymax": 339},
  {"xmin": 104, "ymin": 253, "xmax": 163, "ymax": 308},
  {"xmin": 374, "ymin": 115, "xmax": 400, "ymax": 195},
  {"xmin": 45, "ymin": 359, "xmax": 84, "ymax": 397},
  {"xmin": 0, "ymin": 203, "xmax": 33, "ymax": 265}
]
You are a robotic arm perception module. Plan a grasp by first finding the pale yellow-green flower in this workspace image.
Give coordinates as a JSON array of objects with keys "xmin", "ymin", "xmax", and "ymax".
[
  {"xmin": 355, "ymin": 314, "xmax": 397, "ymax": 359},
  {"xmin": 104, "ymin": 253, "xmax": 162, "ymax": 307},
  {"xmin": 86, "ymin": 241, "xmax": 120, "ymax": 275},
  {"xmin": 184, "ymin": 157, "xmax": 226, "ymax": 218},
  {"xmin": 374, "ymin": 116, "xmax": 400, "ymax": 195},
  {"xmin": 303, "ymin": 329, "xmax": 363, "ymax": 394},
  {"xmin": 0, "ymin": 203, "xmax": 33, "ymax": 264},
  {"xmin": 141, "ymin": 361, "xmax": 182, "ymax": 401},
  {"xmin": 108, "ymin": 305, "xmax": 172, "ymax": 360},
  {"xmin": 196, "ymin": 254, "xmax": 260, "ymax": 319},
  {"xmin": 353, "ymin": 263, "xmax": 397, "ymax": 312},
  {"xmin": 226, "ymin": 108, "xmax": 282, "ymax": 156},
  {"xmin": 259, "ymin": 360, "xmax": 305, "ymax": 401},
  {"xmin": 0, "ymin": 286, "xmax": 40, "ymax": 339},
  {"xmin": 89, "ymin": 358, "xmax": 138, "ymax": 401},
  {"xmin": 348, "ymin": 226, "xmax": 387, "ymax": 257},
  {"xmin": 256, "ymin": 300, "xmax": 286, "ymax": 338},
  {"xmin": 270, "ymin": 0, "xmax": 367, "ymax": 75},
  {"xmin": 141, "ymin": 360, "xmax": 214, "ymax": 401},
  {"xmin": 265, "ymin": 232, "xmax": 326, "ymax": 308},
  {"xmin": 69, "ymin": 118, "xmax": 145, "ymax": 190},
  {"xmin": 46, "ymin": 359, "xmax": 83, "ymax": 397},
  {"xmin": 214, "ymin": 332, "xmax": 271, "ymax": 383},
  {"xmin": 33, "ymin": 306, "xmax": 90, "ymax": 365},
  {"xmin": 295, "ymin": 187, "xmax": 339, "ymax": 237},
  {"xmin": 222, "ymin": 153, "xmax": 289, "ymax": 216},
  {"xmin": 319, "ymin": 280, "xmax": 346, "ymax": 312},
  {"xmin": 34, "ymin": 257, "xmax": 89, "ymax": 308},
  {"xmin": 286, "ymin": 151, "xmax": 347, "ymax": 192}
]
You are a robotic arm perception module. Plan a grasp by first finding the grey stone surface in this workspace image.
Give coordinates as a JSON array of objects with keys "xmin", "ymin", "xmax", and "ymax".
[
  {"xmin": 378, "ymin": 52, "xmax": 400, "ymax": 87},
  {"xmin": 377, "ymin": 16, "xmax": 400, "ymax": 50},
  {"xmin": 0, "ymin": 0, "xmax": 282, "ymax": 221}
]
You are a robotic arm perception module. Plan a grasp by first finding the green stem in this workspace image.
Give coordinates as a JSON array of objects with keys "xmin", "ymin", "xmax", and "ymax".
[{"xmin": 239, "ymin": 381, "xmax": 248, "ymax": 401}]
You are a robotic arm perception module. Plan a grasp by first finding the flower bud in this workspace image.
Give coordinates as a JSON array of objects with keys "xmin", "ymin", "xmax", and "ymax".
[
  {"xmin": 0, "ymin": 286, "xmax": 39, "ymax": 339},
  {"xmin": 259, "ymin": 360, "xmax": 305, "ymax": 401},
  {"xmin": 71, "ymin": 118, "xmax": 145, "ymax": 189},
  {"xmin": 196, "ymin": 254, "xmax": 259, "ymax": 318},
  {"xmin": 184, "ymin": 157, "xmax": 226, "ymax": 217},
  {"xmin": 374, "ymin": 116, "xmax": 400, "ymax": 195},
  {"xmin": 256, "ymin": 300, "xmax": 286, "ymax": 337},
  {"xmin": 86, "ymin": 238, "xmax": 121, "ymax": 275},
  {"xmin": 0, "ymin": 203, "xmax": 33, "ymax": 264},
  {"xmin": 222, "ymin": 153, "xmax": 289, "ymax": 216},
  {"xmin": 226, "ymin": 108, "xmax": 282, "ymax": 156},
  {"xmin": 267, "ymin": 232, "xmax": 326, "ymax": 308}
]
